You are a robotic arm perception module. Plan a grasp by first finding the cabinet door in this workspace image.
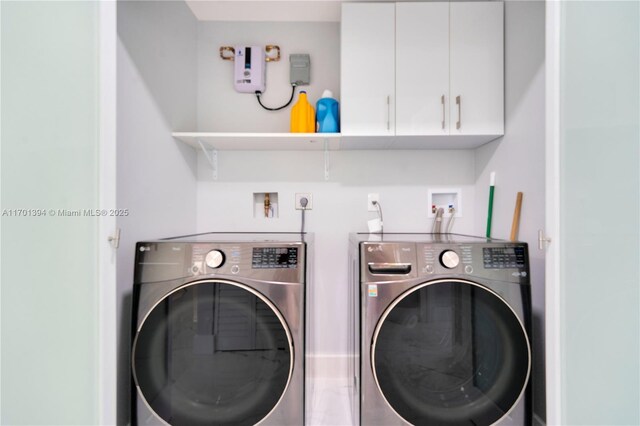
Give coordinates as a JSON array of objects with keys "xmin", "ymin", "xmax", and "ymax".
[
  {"xmin": 341, "ymin": 3, "xmax": 395, "ymax": 136},
  {"xmin": 450, "ymin": 2, "xmax": 504, "ymax": 135},
  {"xmin": 396, "ymin": 3, "xmax": 449, "ymax": 136}
]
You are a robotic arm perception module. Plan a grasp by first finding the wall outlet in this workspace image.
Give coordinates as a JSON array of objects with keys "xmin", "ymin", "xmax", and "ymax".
[
  {"xmin": 367, "ymin": 193, "xmax": 380, "ymax": 212},
  {"xmin": 427, "ymin": 189, "xmax": 462, "ymax": 218},
  {"xmin": 295, "ymin": 193, "xmax": 313, "ymax": 210}
]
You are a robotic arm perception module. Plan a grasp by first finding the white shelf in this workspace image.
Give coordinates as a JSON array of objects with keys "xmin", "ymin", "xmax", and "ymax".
[
  {"xmin": 172, "ymin": 132, "xmax": 501, "ymax": 151},
  {"xmin": 172, "ymin": 131, "xmax": 501, "ymax": 181},
  {"xmin": 172, "ymin": 132, "xmax": 341, "ymax": 151}
]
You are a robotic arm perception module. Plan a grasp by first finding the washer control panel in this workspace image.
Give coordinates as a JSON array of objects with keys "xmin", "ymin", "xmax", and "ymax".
[
  {"xmin": 252, "ymin": 247, "xmax": 298, "ymax": 269},
  {"xmin": 422, "ymin": 245, "xmax": 473, "ymax": 274},
  {"xmin": 189, "ymin": 242, "xmax": 303, "ymax": 282},
  {"xmin": 417, "ymin": 242, "xmax": 529, "ymax": 283},
  {"xmin": 136, "ymin": 240, "xmax": 305, "ymax": 284},
  {"xmin": 483, "ymin": 246, "xmax": 526, "ymax": 269}
]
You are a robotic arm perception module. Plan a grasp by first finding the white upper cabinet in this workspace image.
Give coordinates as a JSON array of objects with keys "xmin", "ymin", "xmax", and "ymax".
[
  {"xmin": 341, "ymin": 3, "xmax": 395, "ymax": 136},
  {"xmin": 342, "ymin": 2, "xmax": 504, "ymax": 145},
  {"xmin": 450, "ymin": 2, "xmax": 504, "ymax": 135},
  {"xmin": 396, "ymin": 3, "xmax": 450, "ymax": 136}
]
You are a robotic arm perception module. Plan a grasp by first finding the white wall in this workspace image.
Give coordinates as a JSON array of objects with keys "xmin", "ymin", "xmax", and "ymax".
[
  {"xmin": 190, "ymin": 11, "xmax": 550, "ymax": 390},
  {"xmin": 196, "ymin": 150, "xmax": 477, "ymax": 365},
  {"xmin": 116, "ymin": 1, "xmax": 198, "ymax": 424},
  {"xmin": 1, "ymin": 2, "xmax": 100, "ymax": 424},
  {"xmin": 197, "ymin": 21, "xmax": 340, "ymax": 132},
  {"xmin": 474, "ymin": 1, "xmax": 546, "ymax": 421},
  {"xmin": 194, "ymin": 22, "xmax": 479, "ymax": 367}
]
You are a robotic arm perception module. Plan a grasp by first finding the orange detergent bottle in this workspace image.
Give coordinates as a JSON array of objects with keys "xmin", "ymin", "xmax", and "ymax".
[{"xmin": 290, "ymin": 91, "xmax": 315, "ymax": 133}]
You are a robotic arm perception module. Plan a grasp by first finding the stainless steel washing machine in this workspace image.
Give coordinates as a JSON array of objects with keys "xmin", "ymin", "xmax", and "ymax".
[
  {"xmin": 349, "ymin": 234, "xmax": 532, "ymax": 426},
  {"xmin": 131, "ymin": 233, "xmax": 311, "ymax": 426}
]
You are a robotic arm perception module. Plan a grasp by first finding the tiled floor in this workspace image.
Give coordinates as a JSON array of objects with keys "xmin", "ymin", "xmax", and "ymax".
[{"xmin": 307, "ymin": 378, "xmax": 353, "ymax": 426}]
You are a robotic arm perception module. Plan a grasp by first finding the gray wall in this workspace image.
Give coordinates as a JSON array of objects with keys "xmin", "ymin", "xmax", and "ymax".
[
  {"xmin": 474, "ymin": 1, "xmax": 546, "ymax": 421},
  {"xmin": 116, "ymin": 1, "xmax": 198, "ymax": 423}
]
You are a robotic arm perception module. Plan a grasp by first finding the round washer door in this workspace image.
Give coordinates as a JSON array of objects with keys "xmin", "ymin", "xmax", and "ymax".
[
  {"xmin": 372, "ymin": 279, "xmax": 530, "ymax": 426},
  {"xmin": 132, "ymin": 280, "xmax": 293, "ymax": 426}
]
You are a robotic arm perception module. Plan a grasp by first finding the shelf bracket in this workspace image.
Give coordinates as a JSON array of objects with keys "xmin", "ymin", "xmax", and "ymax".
[
  {"xmin": 197, "ymin": 139, "xmax": 218, "ymax": 180},
  {"xmin": 324, "ymin": 139, "xmax": 330, "ymax": 181}
]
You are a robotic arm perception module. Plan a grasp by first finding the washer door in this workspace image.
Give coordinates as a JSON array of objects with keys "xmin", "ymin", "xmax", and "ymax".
[
  {"xmin": 372, "ymin": 279, "xmax": 530, "ymax": 426},
  {"xmin": 132, "ymin": 280, "xmax": 293, "ymax": 426}
]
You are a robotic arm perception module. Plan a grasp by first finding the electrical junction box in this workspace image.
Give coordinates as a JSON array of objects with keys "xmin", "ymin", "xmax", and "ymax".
[
  {"xmin": 290, "ymin": 54, "xmax": 310, "ymax": 86},
  {"xmin": 234, "ymin": 46, "xmax": 266, "ymax": 93}
]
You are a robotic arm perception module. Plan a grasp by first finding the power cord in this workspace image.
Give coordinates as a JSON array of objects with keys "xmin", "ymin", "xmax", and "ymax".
[
  {"xmin": 255, "ymin": 84, "xmax": 297, "ymax": 111},
  {"xmin": 300, "ymin": 197, "xmax": 308, "ymax": 234}
]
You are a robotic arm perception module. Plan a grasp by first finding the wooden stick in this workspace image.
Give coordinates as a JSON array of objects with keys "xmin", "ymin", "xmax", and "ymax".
[{"xmin": 510, "ymin": 192, "xmax": 523, "ymax": 241}]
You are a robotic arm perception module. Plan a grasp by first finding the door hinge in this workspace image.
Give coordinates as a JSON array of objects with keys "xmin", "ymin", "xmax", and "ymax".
[
  {"xmin": 108, "ymin": 228, "xmax": 121, "ymax": 249},
  {"xmin": 538, "ymin": 229, "xmax": 551, "ymax": 250}
]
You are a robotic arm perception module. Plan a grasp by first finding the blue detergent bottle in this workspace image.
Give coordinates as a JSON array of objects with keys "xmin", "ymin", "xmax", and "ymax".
[{"xmin": 315, "ymin": 90, "xmax": 340, "ymax": 133}]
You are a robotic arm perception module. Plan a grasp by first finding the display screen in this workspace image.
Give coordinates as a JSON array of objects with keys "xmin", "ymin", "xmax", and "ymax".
[
  {"xmin": 483, "ymin": 247, "xmax": 526, "ymax": 269},
  {"xmin": 252, "ymin": 247, "xmax": 298, "ymax": 269},
  {"xmin": 245, "ymin": 47, "xmax": 252, "ymax": 69}
]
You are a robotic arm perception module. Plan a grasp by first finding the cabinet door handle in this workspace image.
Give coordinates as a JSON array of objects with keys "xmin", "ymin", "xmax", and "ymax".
[
  {"xmin": 386, "ymin": 95, "xmax": 391, "ymax": 131},
  {"xmin": 441, "ymin": 95, "xmax": 445, "ymax": 130},
  {"xmin": 456, "ymin": 95, "xmax": 461, "ymax": 130}
]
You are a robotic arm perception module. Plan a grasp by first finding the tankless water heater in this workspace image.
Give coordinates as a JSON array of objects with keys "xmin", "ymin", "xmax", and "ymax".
[{"xmin": 234, "ymin": 46, "xmax": 266, "ymax": 93}]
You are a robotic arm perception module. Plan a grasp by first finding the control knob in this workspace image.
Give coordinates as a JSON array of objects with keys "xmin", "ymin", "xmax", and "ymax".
[
  {"xmin": 440, "ymin": 250, "xmax": 460, "ymax": 269},
  {"xmin": 205, "ymin": 250, "xmax": 225, "ymax": 269}
]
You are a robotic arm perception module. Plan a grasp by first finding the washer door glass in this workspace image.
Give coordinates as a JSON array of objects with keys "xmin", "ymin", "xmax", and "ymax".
[
  {"xmin": 373, "ymin": 280, "xmax": 530, "ymax": 426},
  {"xmin": 133, "ymin": 281, "xmax": 292, "ymax": 426}
]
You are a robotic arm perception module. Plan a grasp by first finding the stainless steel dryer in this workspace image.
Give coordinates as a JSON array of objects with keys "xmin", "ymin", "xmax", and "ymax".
[
  {"xmin": 349, "ymin": 234, "xmax": 531, "ymax": 426},
  {"xmin": 131, "ymin": 233, "xmax": 311, "ymax": 426}
]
